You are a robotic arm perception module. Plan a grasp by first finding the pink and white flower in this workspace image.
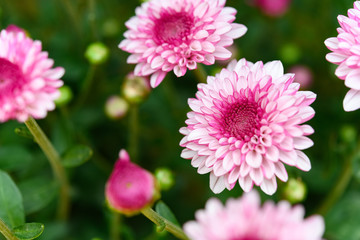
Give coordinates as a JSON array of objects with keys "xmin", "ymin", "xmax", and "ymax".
[
  {"xmin": 105, "ymin": 149, "xmax": 160, "ymax": 215},
  {"xmin": 183, "ymin": 190, "xmax": 325, "ymax": 240},
  {"xmin": 180, "ymin": 58, "xmax": 316, "ymax": 195},
  {"xmin": 325, "ymin": 1, "xmax": 360, "ymax": 111},
  {"xmin": 0, "ymin": 25, "xmax": 64, "ymax": 122},
  {"xmin": 119, "ymin": 0, "xmax": 247, "ymax": 88}
]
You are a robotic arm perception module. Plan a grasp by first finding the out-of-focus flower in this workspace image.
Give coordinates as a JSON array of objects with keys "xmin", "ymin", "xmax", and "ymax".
[
  {"xmin": 289, "ymin": 65, "xmax": 313, "ymax": 89},
  {"xmin": 85, "ymin": 42, "xmax": 110, "ymax": 65},
  {"xmin": 105, "ymin": 96, "xmax": 129, "ymax": 120},
  {"xmin": 325, "ymin": 1, "xmax": 360, "ymax": 111},
  {"xmin": 105, "ymin": 149, "xmax": 160, "ymax": 215},
  {"xmin": 180, "ymin": 58, "xmax": 316, "ymax": 195},
  {"xmin": 155, "ymin": 167, "xmax": 175, "ymax": 191},
  {"xmin": 122, "ymin": 73, "xmax": 151, "ymax": 104},
  {"xmin": 0, "ymin": 25, "xmax": 64, "ymax": 122},
  {"xmin": 119, "ymin": 0, "xmax": 247, "ymax": 88},
  {"xmin": 252, "ymin": 0, "xmax": 291, "ymax": 17},
  {"xmin": 183, "ymin": 190, "xmax": 325, "ymax": 240}
]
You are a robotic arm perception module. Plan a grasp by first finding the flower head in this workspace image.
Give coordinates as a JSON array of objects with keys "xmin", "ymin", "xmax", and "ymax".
[
  {"xmin": 325, "ymin": 1, "xmax": 360, "ymax": 111},
  {"xmin": 183, "ymin": 190, "xmax": 325, "ymax": 240},
  {"xmin": 0, "ymin": 25, "xmax": 64, "ymax": 122},
  {"xmin": 119, "ymin": 0, "xmax": 247, "ymax": 88},
  {"xmin": 253, "ymin": 0, "xmax": 291, "ymax": 17},
  {"xmin": 105, "ymin": 149, "xmax": 160, "ymax": 215},
  {"xmin": 180, "ymin": 59, "xmax": 316, "ymax": 195}
]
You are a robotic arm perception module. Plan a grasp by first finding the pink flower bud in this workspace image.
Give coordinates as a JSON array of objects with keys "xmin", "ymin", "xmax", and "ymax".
[
  {"xmin": 289, "ymin": 65, "xmax": 313, "ymax": 89},
  {"xmin": 254, "ymin": 0, "xmax": 291, "ymax": 17},
  {"xmin": 105, "ymin": 150, "xmax": 160, "ymax": 215},
  {"xmin": 5, "ymin": 25, "xmax": 26, "ymax": 35}
]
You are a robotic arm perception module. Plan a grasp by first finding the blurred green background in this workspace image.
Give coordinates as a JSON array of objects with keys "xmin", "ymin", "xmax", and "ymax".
[{"xmin": 0, "ymin": 0, "xmax": 360, "ymax": 239}]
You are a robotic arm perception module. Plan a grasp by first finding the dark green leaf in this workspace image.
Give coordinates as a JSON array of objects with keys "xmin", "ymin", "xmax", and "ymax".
[
  {"xmin": 18, "ymin": 177, "xmax": 58, "ymax": 215},
  {"xmin": 0, "ymin": 145, "xmax": 33, "ymax": 171},
  {"xmin": 62, "ymin": 145, "xmax": 93, "ymax": 168},
  {"xmin": 14, "ymin": 127, "xmax": 33, "ymax": 140},
  {"xmin": 155, "ymin": 201, "xmax": 180, "ymax": 227},
  {"xmin": 352, "ymin": 152, "xmax": 360, "ymax": 182},
  {"xmin": 0, "ymin": 170, "xmax": 25, "ymax": 228},
  {"xmin": 13, "ymin": 223, "xmax": 44, "ymax": 240}
]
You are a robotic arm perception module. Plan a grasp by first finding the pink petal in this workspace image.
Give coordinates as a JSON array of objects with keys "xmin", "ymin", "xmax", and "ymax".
[{"xmin": 343, "ymin": 89, "xmax": 360, "ymax": 111}]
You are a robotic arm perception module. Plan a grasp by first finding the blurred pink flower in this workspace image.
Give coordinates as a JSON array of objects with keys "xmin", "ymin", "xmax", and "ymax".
[
  {"xmin": 184, "ymin": 190, "xmax": 325, "ymax": 240},
  {"xmin": 119, "ymin": 0, "xmax": 247, "ymax": 88},
  {"xmin": 180, "ymin": 59, "xmax": 316, "ymax": 195},
  {"xmin": 105, "ymin": 149, "xmax": 160, "ymax": 215},
  {"xmin": 0, "ymin": 25, "xmax": 64, "ymax": 122},
  {"xmin": 325, "ymin": 1, "xmax": 360, "ymax": 111},
  {"xmin": 252, "ymin": 0, "xmax": 291, "ymax": 17},
  {"xmin": 289, "ymin": 65, "xmax": 313, "ymax": 89}
]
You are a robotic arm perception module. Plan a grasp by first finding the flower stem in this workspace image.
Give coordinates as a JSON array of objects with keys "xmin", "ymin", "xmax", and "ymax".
[
  {"xmin": 110, "ymin": 212, "xmax": 121, "ymax": 240},
  {"xmin": 140, "ymin": 207, "xmax": 189, "ymax": 240},
  {"xmin": 128, "ymin": 105, "xmax": 139, "ymax": 163},
  {"xmin": 24, "ymin": 117, "xmax": 70, "ymax": 221},
  {"xmin": 0, "ymin": 218, "xmax": 18, "ymax": 240},
  {"xmin": 193, "ymin": 64, "xmax": 207, "ymax": 84},
  {"xmin": 74, "ymin": 64, "xmax": 97, "ymax": 109}
]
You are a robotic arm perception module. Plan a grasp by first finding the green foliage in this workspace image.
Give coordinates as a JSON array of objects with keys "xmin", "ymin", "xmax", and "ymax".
[
  {"xmin": 13, "ymin": 223, "xmax": 45, "ymax": 240},
  {"xmin": 155, "ymin": 201, "xmax": 180, "ymax": 227},
  {"xmin": 0, "ymin": 170, "xmax": 25, "ymax": 228},
  {"xmin": 62, "ymin": 145, "xmax": 93, "ymax": 168},
  {"xmin": 0, "ymin": 145, "xmax": 33, "ymax": 171}
]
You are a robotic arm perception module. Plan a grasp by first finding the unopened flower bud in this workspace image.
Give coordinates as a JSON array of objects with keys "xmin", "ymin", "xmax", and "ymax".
[
  {"xmin": 122, "ymin": 73, "xmax": 151, "ymax": 104},
  {"xmin": 85, "ymin": 42, "xmax": 109, "ymax": 65},
  {"xmin": 105, "ymin": 149, "xmax": 160, "ymax": 215},
  {"xmin": 340, "ymin": 125, "xmax": 357, "ymax": 144},
  {"xmin": 280, "ymin": 43, "xmax": 301, "ymax": 64},
  {"xmin": 105, "ymin": 96, "xmax": 129, "ymax": 120},
  {"xmin": 289, "ymin": 65, "xmax": 313, "ymax": 89},
  {"xmin": 155, "ymin": 168, "xmax": 175, "ymax": 191},
  {"xmin": 253, "ymin": 0, "xmax": 291, "ymax": 17},
  {"xmin": 282, "ymin": 178, "xmax": 307, "ymax": 204},
  {"xmin": 55, "ymin": 85, "xmax": 73, "ymax": 106}
]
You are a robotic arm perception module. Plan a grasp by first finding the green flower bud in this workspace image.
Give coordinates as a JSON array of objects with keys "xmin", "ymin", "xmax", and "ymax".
[
  {"xmin": 279, "ymin": 43, "xmax": 301, "ymax": 64},
  {"xmin": 155, "ymin": 168, "xmax": 175, "ymax": 191},
  {"xmin": 340, "ymin": 125, "xmax": 357, "ymax": 144},
  {"xmin": 105, "ymin": 96, "xmax": 129, "ymax": 120},
  {"xmin": 282, "ymin": 178, "xmax": 307, "ymax": 204},
  {"xmin": 55, "ymin": 85, "xmax": 73, "ymax": 106},
  {"xmin": 85, "ymin": 42, "xmax": 109, "ymax": 65},
  {"xmin": 122, "ymin": 73, "xmax": 151, "ymax": 104}
]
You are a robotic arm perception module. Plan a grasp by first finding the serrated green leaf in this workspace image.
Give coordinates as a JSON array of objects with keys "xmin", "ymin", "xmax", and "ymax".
[
  {"xmin": 13, "ymin": 223, "xmax": 44, "ymax": 240},
  {"xmin": 0, "ymin": 145, "xmax": 33, "ymax": 171},
  {"xmin": 62, "ymin": 145, "xmax": 93, "ymax": 168},
  {"xmin": 0, "ymin": 170, "xmax": 25, "ymax": 228},
  {"xmin": 18, "ymin": 177, "xmax": 58, "ymax": 215},
  {"xmin": 155, "ymin": 201, "xmax": 180, "ymax": 227}
]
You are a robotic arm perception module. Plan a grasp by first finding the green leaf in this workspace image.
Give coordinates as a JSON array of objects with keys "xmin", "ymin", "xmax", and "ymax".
[
  {"xmin": 13, "ymin": 223, "xmax": 44, "ymax": 240},
  {"xmin": 14, "ymin": 127, "xmax": 33, "ymax": 140},
  {"xmin": 0, "ymin": 145, "xmax": 33, "ymax": 171},
  {"xmin": 0, "ymin": 170, "xmax": 25, "ymax": 228},
  {"xmin": 352, "ymin": 152, "xmax": 360, "ymax": 182},
  {"xmin": 18, "ymin": 176, "xmax": 58, "ymax": 215},
  {"xmin": 62, "ymin": 145, "xmax": 93, "ymax": 168},
  {"xmin": 155, "ymin": 201, "xmax": 180, "ymax": 227}
]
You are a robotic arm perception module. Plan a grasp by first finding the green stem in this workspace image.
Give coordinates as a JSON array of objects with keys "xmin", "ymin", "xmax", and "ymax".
[
  {"xmin": 140, "ymin": 207, "xmax": 189, "ymax": 240},
  {"xmin": 193, "ymin": 64, "xmax": 207, "ymax": 84},
  {"xmin": 0, "ymin": 218, "xmax": 18, "ymax": 240},
  {"xmin": 74, "ymin": 64, "xmax": 97, "ymax": 109},
  {"xmin": 60, "ymin": 0, "xmax": 82, "ymax": 38},
  {"xmin": 110, "ymin": 212, "xmax": 121, "ymax": 240},
  {"xmin": 24, "ymin": 117, "xmax": 70, "ymax": 221},
  {"xmin": 128, "ymin": 105, "xmax": 139, "ymax": 163}
]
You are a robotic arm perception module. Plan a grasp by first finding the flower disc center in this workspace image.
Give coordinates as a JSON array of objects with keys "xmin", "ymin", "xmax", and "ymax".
[
  {"xmin": 153, "ymin": 12, "xmax": 194, "ymax": 44},
  {"xmin": 0, "ymin": 58, "xmax": 25, "ymax": 94},
  {"xmin": 221, "ymin": 100, "xmax": 262, "ymax": 140}
]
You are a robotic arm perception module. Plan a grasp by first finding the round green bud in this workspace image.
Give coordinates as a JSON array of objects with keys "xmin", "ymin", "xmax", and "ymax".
[
  {"xmin": 279, "ymin": 43, "xmax": 301, "ymax": 65},
  {"xmin": 282, "ymin": 178, "xmax": 307, "ymax": 204},
  {"xmin": 55, "ymin": 85, "xmax": 73, "ymax": 106},
  {"xmin": 122, "ymin": 73, "xmax": 151, "ymax": 104},
  {"xmin": 105, "ymin": 96, "xmax": 129, "ymax": 120},
  {"xmin": 340, "ymin": 125, "xmax": 357, "ymax": 144},
  {"xmin": 85, "ymin": 42, "xmax": 110, "ymax": 65},
  {"xmin": 154, "ymin": 168, "xmax": 175, "ymax": 191}
]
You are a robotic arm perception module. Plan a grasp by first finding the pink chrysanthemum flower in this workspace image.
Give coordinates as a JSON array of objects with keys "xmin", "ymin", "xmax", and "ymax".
[
  {"xmin": 0, "ymin": 25, "xmax": 64, "ymax": 122},
  {"xmin": 180, "ymin": 59, "xmax": 316, "ymax": 195},
  {"xmin": 183, "ymin": 190, "xmax": 325, "ymax": 240},
  {"xmin": 119, "ymin": 0, "xmax": 247, "ymax": 88},
  {"xmin": 325, "ymin": 1, "xmax": 360, "ymax": 111}
]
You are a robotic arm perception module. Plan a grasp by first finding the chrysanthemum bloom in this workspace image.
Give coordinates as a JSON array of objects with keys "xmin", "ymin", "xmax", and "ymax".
[
  {"xmin": 183, "ymin": 191, "xmax": 325, "ymax": 240},
  {"xmin": 105, "ymin": 149, "xmax": 160, "ymax": 215},
  {"xmin": 325, "ymin": 1, "xmax": 360, "ymax": 111},
  {"xmin": 119, "ymin": 0, "xmax": 247, "ymax": 88},
  {"xmin": 0, "ymin": 25, "xmax": 64, "ymax": 122},
  {"xmin": 180, "ymin": 59, "xmax": 316, "ymax": 195}
]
